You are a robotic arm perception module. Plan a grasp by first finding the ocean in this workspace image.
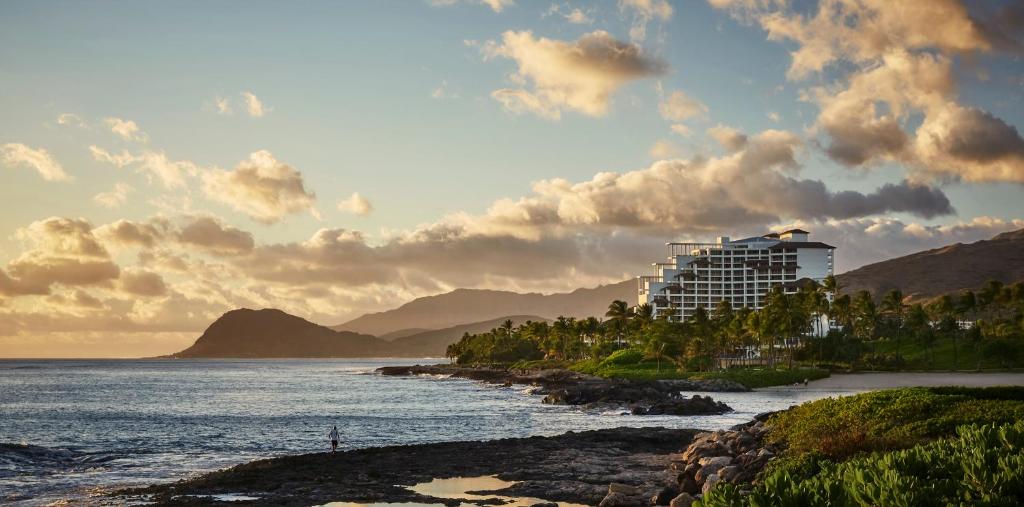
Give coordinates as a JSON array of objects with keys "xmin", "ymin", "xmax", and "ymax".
[{"xmin": 0, "ymin": 359, "xmax": 860, "ymax": 505}]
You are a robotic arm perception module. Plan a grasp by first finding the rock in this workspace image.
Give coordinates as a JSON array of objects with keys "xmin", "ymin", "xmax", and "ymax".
[
  {"xmin": 698, "ymin": 456, "xmax": 733, "ymax": 468},
  {"xmin": 702, "ymin": 473, "xmax": 722, "ymax": 494},
  {"xmin": 652, "ymin": 486, "xmax": 678, "ymax": 505},
  {"xmin": 718, "ymin": 465, "xmax": 740, "ymax": 482},
  {"xmin": 608, "ymin": 483, "xmax": 639, "ymax": 495},
  {"xmin": 678, "ymin": 476, "xmax": 699, "ymax": 495},
  {"xmin": 669, "ymin": 492, "xmax": 696, "ymax": 507},
  {"xmin": 599, "ymin": 492, "xmax": 646, "ymax": 507},
  {"xmin": 529, "ymin": 504, "xmax": 558, "ymax": 507}
]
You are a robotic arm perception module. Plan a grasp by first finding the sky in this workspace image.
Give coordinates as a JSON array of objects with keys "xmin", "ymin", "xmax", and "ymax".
[{"xmin": 1, "ymin": 0, "xmax": 1023, "ymax": 357}]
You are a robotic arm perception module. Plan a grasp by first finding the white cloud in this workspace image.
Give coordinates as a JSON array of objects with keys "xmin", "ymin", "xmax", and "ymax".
[
  {"xmin": 430, "ymin": 0, "xmax": 514, "ymax": 13},
  {"xmin": 56, "ymin": 113, "xmax": 86, "ymax": 127},
  {"xmin": 337, "ymin": 193, "xmax": 374, "ymax": 216},
  {"xmin": 89, "ymin": 146, "xmax": 199, "ymax": 189},
  {"xmin": 93, "ymin": 183, "xmax": 133, "ymax": 209},
  {"xmin": 103, "ymin": 117, "xmax": 148, "ymax": 142},
  {"xmin": 241, "ymin": 91, "xmax": 268, "ymax": 117},
  {"xmin": 202, "ymin": 150, "xmax": 318, "ymax": 223},
  {"xmin": 670, "ymin": 124, "xmax": 692, "ymax": 137},
  {"xmin": 767, "ymin": 111, "xmax": 781, "ymax": 122},
  {"xmin": 707, "ymin": 124, "xmax": 748, "ymax": 151},
  {"xmin": 483, "ymin": 30, "xmax": 667, "ymax": 119},
  {"xmin": 658, "ymin": 90, "xmax": 708, "ymax": 121},
  {"xmin": 649, "ymin": 139, "xmax": 682, "ymax": 159},
  {"xmin": 620, "ymin": 0, "xmax": 673, "ymax": 42},
  {"xmin": 215, "ymin": 96, "xmax": 232, "ymax": 115},
  {"xmin": 1, "ymin": 143, "xmax": 72, "ymax": 182}
]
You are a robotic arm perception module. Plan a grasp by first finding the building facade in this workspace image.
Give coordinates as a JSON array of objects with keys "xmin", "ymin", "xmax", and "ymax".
[{"xmin": 637, "ymin": 229, "xmax": 835, "ymax": 321}]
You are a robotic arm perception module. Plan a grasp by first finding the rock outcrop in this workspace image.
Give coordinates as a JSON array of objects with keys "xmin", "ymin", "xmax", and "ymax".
[{"xmin": 378, "ymin": 365, "xmax": 741, "ymax": 415}]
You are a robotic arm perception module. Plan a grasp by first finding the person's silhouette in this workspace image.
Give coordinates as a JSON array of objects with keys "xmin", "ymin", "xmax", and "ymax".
[{"xmin": 328, "ymin": 426, "xmax": 340, "ymax": 453}]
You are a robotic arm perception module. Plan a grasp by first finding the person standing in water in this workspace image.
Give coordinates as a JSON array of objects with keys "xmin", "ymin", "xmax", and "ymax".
[{"xmin": 328, "ymin": 426, "xmax": 340, "ymax": 453}]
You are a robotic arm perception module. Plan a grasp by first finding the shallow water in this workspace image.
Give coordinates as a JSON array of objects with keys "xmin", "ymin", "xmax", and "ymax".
[
  {"xmin": 0, "ymin": 359, "xmax": 867, "ymax": 505},
  {"xmin": 321, "ymin": 475, "xmax": 589, "ymax": 507}
]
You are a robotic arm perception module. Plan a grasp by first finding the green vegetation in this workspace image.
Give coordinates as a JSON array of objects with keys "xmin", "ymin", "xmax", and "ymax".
[
  {"xmin": 701, "ymin": 421, "xmax": 1024, "ymax": 507},
  {"xmin": 445, "ymin": 277, "xmax": 1024, "ymax": 386},
  {"xmin": 697, "ymin": 387, "xmax": 1024, "ymax": 506}
]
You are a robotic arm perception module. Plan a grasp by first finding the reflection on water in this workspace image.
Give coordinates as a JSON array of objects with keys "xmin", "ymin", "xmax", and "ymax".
[{"xmin": 323, "ymin": 475, "xmax": 587, "ymax": 507}]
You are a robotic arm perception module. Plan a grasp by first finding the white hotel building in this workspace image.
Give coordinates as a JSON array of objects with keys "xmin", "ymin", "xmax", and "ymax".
[{"xmin": 637, "ymin": 229, "xmax": 835, "ymax": 321}]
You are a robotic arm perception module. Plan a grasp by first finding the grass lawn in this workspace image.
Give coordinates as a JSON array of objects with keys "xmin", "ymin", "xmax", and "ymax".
[
  {"xmin": 567, "ymin": 352, "xmax": 830, "ymax": 388},
  {"xmin": 868, "ymin": 335, "xmax": 1024, "ymax": 371}
]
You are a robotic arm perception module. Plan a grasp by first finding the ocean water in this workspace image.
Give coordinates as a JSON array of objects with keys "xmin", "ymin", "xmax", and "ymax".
[{"xmin": 0, "ymin": 359, "xmax": 863, "ymax": 505}]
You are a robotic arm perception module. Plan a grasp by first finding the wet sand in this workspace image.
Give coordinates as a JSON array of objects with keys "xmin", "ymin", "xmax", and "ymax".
[{"xmin": 798, "ymin": 372, "xmax": 1024, "ymax": 390}]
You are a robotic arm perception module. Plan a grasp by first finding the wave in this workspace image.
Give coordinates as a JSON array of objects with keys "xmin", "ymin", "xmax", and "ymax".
[{"xmin": 0, "ymin": 443, "xmax": 121, "ymax": 478}]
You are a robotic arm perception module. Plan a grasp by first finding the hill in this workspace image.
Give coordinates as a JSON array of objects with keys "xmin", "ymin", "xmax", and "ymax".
[
  {"xmin": 333, "ymin": 280, "xmax": 634, "ymax": 336},
  {"xmin": 837, "ymin": 228, "xmax": 1024, "ymax": 300},
  {"xmin": 170, "ymin": 309, "xmax": 550, "ymax": 358},
  {"xmin": 387, "ymin": 315, "xmax": 548, "ymax": 357},
  {"xmin": 172, "ymin": 308, "xmax": 391, "ymax": 358}
]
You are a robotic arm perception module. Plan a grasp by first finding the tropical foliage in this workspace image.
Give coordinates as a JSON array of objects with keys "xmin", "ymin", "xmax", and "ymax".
[
  {"xmin": 699, "ymin": 387, "xmax": 1024, "ymax": 507},
  {"xmin": 445, "ymin": 277, "xmax": 1024, "ymax": 374}
]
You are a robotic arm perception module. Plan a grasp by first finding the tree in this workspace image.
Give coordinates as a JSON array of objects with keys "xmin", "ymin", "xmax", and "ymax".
[
  {"xmin": 906, "ymin": 303, "xmax": 932, "ymax": 366},
  {"xmin": 605, "ymin": 300, "xmax": 630, "ymax": 346},
  {"xmin": 633, "ymin": 303, "xmax": 655, "ymax": 329},
  {"xmin": 688, "ymin": 306, "xmax": 713, "ymax": 371},
  {"xmin": 929, "ymin": 294, "xmax": 958, "ymax": 370},
  {"xmin": 881, "ymin": 289, "xmax": 906, "ymax": 366}
]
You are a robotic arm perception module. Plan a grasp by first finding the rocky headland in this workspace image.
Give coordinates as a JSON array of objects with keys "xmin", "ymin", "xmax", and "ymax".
[{"xmin": 376, "ymin": 365, "xmax": 743, "ymax": 416}]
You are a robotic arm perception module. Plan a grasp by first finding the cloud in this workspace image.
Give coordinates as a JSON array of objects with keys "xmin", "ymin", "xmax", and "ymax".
[
  {"xmin": 707, "ymin": 124, "xmax": 748, "ymax": 151},
  {"xmin": 670, "ymin": 124, "xmax": 692, "ymax": 137},
  {"xmin": 658, "ymin": 90, "xmax": 708, "ymax": 121},
  {"xmin": 241, "ymin": 91, "xmax": 268, "ymax": 117},
  {"xmin": 430, "ymin": 0, "xmax": 514, "ymax": 13},
  {"xmin": 484, "ymin": 30, "xmax": 667, "ymax": 119},
  {"xmin": 649, "ymin": 139, "xmax": 682, "ymax": 159},
  {"xmin": 0, "ymin": 218, "xmax": 119, "ymax": 297},
  {"xmin": 202, "ymin": 150, "xmax": 317, "ymax": 223},
  {"xmin": 337, "ymin": 192, "xmax": 374, "ymax": 216},
  {"xmin": 89, "ymin": 146, "xmax": 199, "ymax": 189},
  {"xmin": 1, "ymin": 143, "xmax": 72, "ymax": 182},
  {"xmin": 103, "ymin": 117, "xmax": 148, "ymax": 142},
  {"xmin": 56, "ymin": 113, "xmax": 86, "ymax": 127},
  {"xmin": 785, "ymin": 216, "xmax": 1024, "ymax": 272},
  {"xmin": 431, "ymin": 80, "xmax": 458, "ymax": 99},
  {"xmin": 119, "ymin": 269, "xmax": 167, "ymax": 297},
  {"xmin": 711, "ymin": 0, "xmax": 1024, "ymax": 183},
  {"xmin": 766, "ymin": 111, "xmax": 781, "ymax": 122},
  {"xmin": 93, "ymin": 182, "xmax": 133, "ymax": 209},
  {"xmin": 95, "ymin": 219, "xmax": 168, "ymax": 249},
  {"xmin": 620, "ymin": 0, "xmax": 673, "ymax": 41},
  {"xmin": 176, "ymin": 216, "xmax": 255, "ymax": 255},
  {"xmin": 215, "ymin": 96, "xmax": 232, "ymax": 115}
]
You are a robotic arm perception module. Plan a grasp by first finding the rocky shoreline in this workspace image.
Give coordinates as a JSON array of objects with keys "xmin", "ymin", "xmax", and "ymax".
[
  {"xmin": 377, "ymin": 365, "xmax": 744, "ymax": 416},
  {"xmin": 114, "ymin": 427, "xmax": 702, "ymax": 506},
  {"xmin": 114, "ymin": 422, "xmax": 782, "ymax": 507}
]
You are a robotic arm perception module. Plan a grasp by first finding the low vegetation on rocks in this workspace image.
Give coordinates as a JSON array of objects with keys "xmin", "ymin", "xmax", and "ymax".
[{"xmin": 688, "ymin": 387, "xmax": 1024, "ymax": 507}]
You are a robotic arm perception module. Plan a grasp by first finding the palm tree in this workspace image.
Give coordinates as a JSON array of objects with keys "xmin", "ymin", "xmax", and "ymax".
[
  {"xmin": 929, "ymin": 294, "xmax": 957, "ymax": 370},
  {"xmin": 852, "ymin": 291, "xmax": 879, "ymax": 356},
  {"xmin": 605, "ymin": 300, "xmax": 630, "ymax": 346},
  {"xmin": 881, "ymin": 289, "xmax": 905, "ymax": 365},
  {"xmin": 688, "ymin": 306, "xmax": 713, "ymax": 371},
  {"xmin": 822, "ymin": 274, "xmax": 840, "ymax": 297},
  {"xmin": 633, "ymin": 303, "xmax": 655, "ymax": 329}
]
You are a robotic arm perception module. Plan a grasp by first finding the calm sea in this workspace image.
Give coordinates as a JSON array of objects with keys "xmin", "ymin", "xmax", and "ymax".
[{"xmin": 0, "ymin": 359, "xmax": 859, "ymax": 505}]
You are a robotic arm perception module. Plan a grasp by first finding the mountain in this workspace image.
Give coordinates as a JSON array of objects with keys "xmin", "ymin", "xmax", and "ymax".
[
  {"xmin": 836, "ymin": 228, "xmax": 1024, "ymax": 300},
  {"xmin": 170, "ymin": 309, "xmax": 550, "ymax": 358},
  {"xmin": 172, "ymin": 308, "xmax": 390, "ymax": 358},
  {"xmin": 333, "ymin": 280, "xmax": 635, "ymax": 337},
  {"xmin": 387, "ymin": 315, "xmax": 549, "ymax": 357}
]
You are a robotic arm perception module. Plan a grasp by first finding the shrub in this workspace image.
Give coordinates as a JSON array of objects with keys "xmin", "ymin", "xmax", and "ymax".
[
  {"xmin": 766, "ymin": 387, "xmax": 1024, "ymax": 458},
  {"xmin": 699, "ymin": 421, "xmax": 1024, "ymax": 507},
  {"xmin": 598, "ymin": 348, "xmax": 644, "ymax": 367}
]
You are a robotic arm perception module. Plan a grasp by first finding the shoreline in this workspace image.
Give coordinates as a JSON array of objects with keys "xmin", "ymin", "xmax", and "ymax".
[
  {"xmin": 790, "ymin": 371, "xmax": 1024, "ymax": 390},
  {"xmin": 115, "ymin": 426, "xmax": 699, "ymax": 506}
]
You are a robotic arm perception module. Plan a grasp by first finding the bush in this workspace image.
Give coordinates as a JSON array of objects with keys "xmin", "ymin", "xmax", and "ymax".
[
  {"xmin": 598, "ymin": 348, "xmax": 644, "ymax": 367},
  {"xmin": 692, "ymin": 368, "xmax": 830, "ymax": 389},
  {"xmin": 699, "ymin": 421, "xmax": 1024, "ymax": 506},
  {"xmin": 766, "ymin": 387, "xmax": 1024, "ymax": 458}
]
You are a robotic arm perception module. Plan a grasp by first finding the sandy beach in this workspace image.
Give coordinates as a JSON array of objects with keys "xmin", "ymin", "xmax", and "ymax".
[{"xmin": 799, "ymin": 372, "xmax": 1024, "ymax": 390}]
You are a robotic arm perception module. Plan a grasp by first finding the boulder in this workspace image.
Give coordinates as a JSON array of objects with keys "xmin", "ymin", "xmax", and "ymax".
[
  {"xmin": 608, "ymin": 483, "xmax": 639, "ymax": 495},
  {"xmin": 718, "ymin": 465, "xmax": 740, "ymax": 482},
  {"xmin": 669, "ymin": 492, "xmax": 696, "ymax": 507},
  {"xmin": 702, "ymin": 473, "xmax": 722, "ymax": 494},
  {"xmin": 652, "ymin": 486, "xmax": 679, "ymax": 505},
  {"xmin": 678, "ymin": 476, "xmax": 699, "ymax": 495}
]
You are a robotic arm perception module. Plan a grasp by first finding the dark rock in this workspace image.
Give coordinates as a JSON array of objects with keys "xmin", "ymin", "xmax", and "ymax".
[{"xmin": 652, "ymin": 486, "xmax": 679, "ymax": 505}]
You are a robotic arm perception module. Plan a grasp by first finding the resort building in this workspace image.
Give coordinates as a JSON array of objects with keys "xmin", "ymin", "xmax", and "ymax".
[{"xmin": 637, "ymin": 229, "xmax": 835, "ymax": 321}]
